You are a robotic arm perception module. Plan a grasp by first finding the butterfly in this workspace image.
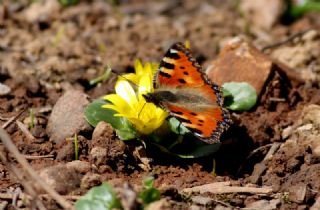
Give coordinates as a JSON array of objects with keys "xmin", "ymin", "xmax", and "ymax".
[{"xmin": 143, "ymin": 42, "xmax": 230, "ymax": 144}]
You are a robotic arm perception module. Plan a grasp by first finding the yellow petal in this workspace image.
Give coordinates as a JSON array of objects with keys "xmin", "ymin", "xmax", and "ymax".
[
  {"xmin": 134, "ymin": 59, "xmax": 144, "ymax": 75},
  {"xmin": 103, "ymin": 94, "xmax": 132, "ymax": 114},
  {"xmin": 119, "ymin": 73, "xmax": 139, "ymax": 85},
  {"xmin": 115, "ymin": 80, "xmax": 138, "ymax": 107},
  {"xmin": 103, "ymin": 94, "xmax": 127, "ymax": 108},
  {"xmin": 138, "ymin": 74, "xmax": 153, "ymax": 94}
]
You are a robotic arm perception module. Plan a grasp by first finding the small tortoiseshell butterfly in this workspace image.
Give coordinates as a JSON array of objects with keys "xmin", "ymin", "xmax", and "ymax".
[{"xmin": 143, "ymin": 42, "xmax": 230, "ymax": 144}]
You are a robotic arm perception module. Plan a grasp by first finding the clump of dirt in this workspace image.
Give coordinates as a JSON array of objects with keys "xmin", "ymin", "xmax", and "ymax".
[{"xmin": 89, "ymin": 121, "xmax": 128, "ymax": 172}]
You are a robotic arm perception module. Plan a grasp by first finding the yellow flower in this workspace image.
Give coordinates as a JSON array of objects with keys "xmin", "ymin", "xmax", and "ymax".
[
  {"xmin": 118, "ymin": 60, "xmax": 158, "ymax": 89},
  {"xmin": 185, "ymin": 40, "xmax": 191, "ymax": 49},
  {"xmin": 102, "ymin": 61, "xmax": 168, "ymax": 135}
]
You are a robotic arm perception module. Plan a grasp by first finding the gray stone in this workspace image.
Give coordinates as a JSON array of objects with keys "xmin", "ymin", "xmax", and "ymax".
[
  {"xmin": 0, "ymin": 83, "xmax": 11, "ymax": 96},
  {"xmin": 38, "ymin": 161, "xmax": 90, "ymax": 195},
  {"xmin": 47, "ymin": 90, "xmax": 92, "ymax": 144}
]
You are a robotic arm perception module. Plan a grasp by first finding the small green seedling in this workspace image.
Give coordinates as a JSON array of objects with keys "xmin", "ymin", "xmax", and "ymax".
[
  {"xmin": 28, "ymin": 108, "xmax": 35, "ymax": 130},
  {"xmin": 52, "ymin": 26, "xmax": 65, "ymax": 47},
  {"xmin": 74, "ymin": 133, "xmax": 79, "ymax": 160},
  {"xmin": 75, "ymin": 183, "xmax": 122, "ymax": 210},
  {"xmin": 139, "ymin": 177, "xmax": 161, "ymax": 206},
  {"xmin": 58, "ymin": 0, "xmax": 79, "ymax": 6},
  {"xmin": 89, "ymin": 65, "xmax": 112, "ymax": 86}
]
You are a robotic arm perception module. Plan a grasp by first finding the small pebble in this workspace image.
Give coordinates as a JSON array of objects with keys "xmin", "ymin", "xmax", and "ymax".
[{"xmin": 0, "ymin": 83, "xmax": 11, "ymax": 96}]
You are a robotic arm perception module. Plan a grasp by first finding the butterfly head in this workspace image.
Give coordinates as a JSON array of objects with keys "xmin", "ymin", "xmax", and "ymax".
[{"xmin": 143, "ymin": 90, "xmax": 177, "ymax": 108}]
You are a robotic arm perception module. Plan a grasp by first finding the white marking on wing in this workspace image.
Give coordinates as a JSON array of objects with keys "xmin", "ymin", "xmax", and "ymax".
[
  {"xmin": 170, "ymin": 49, "xmax": 179, "ymax": 54},
  {"xmin": 163, "ymin": 57, "xmax": 175, "ymax": 64}
]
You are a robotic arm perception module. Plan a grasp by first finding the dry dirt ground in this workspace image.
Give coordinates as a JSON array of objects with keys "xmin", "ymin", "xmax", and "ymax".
[{"xmin": 1, "ymin": 0, "xmax": 320, "ymax": 209}]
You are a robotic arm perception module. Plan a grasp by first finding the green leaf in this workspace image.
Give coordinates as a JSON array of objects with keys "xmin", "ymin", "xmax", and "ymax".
[
  {"xmin": 116, "ymin": 128, "xmax": 137, "ymax": 140},
  {"xmin": 75, "ymin": 183, "xmax": 122, "ymax": 210},
  {"xmin": 289, "ymin": 0, "xmax": 320, "ymax": 19},
  {"xmin": 58, "ymin": 0, "xmax": 79, "ymax": 6},
  {"xmin": 222, "ymin": 82, "xmax": 257, "ymax": 111},
  {"xmin": 84, "ymin": 99, "xmax": 137, "ymax": 140},
  {"xmin": 168, "ymin": 117, "xmax": 190, "ymax": 135},
  {"xmin": 139, "ymin": 177, "xmax": 160, "ymax": 205},
  {"xmin": 85, "ymin": 99, "xmax": 117, "ymax": 127},
  {"xmin": 143, "ymin": 176, "xmax": 155, "ymax": 188}
]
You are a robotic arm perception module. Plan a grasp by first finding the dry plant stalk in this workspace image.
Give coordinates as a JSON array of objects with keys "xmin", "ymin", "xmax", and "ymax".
[{"xmin": 0, "ymin": 127, "xmax": 74, "ymax": 210}]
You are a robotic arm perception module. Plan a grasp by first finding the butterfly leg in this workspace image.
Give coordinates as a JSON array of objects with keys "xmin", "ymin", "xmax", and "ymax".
[
  {"xmin": 177, "ymin": 121, "xmax": 182, "ymax": 135},
  {"xmin": 138, "ymin": 102, "xmax": 147, "ymax": 119}
]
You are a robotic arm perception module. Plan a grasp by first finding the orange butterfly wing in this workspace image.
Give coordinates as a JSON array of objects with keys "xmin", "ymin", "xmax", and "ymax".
[
  {"xmin": 167, "ymin": 104, "xmax": 228, "ymax": 144},
  {"xmin": 155, "ymin": 43, "xmax": 219, "ymax": 102},
  {"xmin": 155, "ymin": 43, "xmax": 230, "ymax": 143}
]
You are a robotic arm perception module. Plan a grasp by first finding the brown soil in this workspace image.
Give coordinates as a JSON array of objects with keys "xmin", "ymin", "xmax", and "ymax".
[{"xmin": 1, "ymin": 0, "xmax": 320, "ymax": 209}]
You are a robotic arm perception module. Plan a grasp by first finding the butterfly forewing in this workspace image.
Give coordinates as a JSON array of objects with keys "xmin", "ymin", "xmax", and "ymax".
[{"xmin": 156, "ymin": 43, "xmax": 220, "ymax": 102}]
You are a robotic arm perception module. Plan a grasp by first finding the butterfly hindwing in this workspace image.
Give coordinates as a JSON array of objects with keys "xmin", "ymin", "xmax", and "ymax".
[{"xmin": 167, "ymin": 104, "xmax": 228, "ymax": 144}]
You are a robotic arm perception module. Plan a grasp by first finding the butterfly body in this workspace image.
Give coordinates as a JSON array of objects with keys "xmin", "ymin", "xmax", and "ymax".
[
  {"xmin": 143, "ymin": 43, "xmax": 230, "ymax": 144},
  {"xmin": 144, "ymin": 87, "xmax": 218, "ymax": 113}
]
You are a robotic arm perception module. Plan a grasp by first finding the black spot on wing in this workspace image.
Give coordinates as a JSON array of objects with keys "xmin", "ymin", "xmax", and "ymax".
[
  {"xmin": 175, "ymin": 116, "xmax": 191, "ymax": 124},
  {"xmin": 180, "ymin": 66, "xmax": 186, "ymax": 69},
  {"xmin": 161, "ymin": 61, "xmax": 175, "ymax": 70},
  {"xmin": 171, "ymin": 111, "xmax": 183, "ymax": 115},
  {"xmin": 183, "ymin": 71, "xmax": 188, "ymax": 75},
  {"xmin": 166, "ymin": 52, "xmax": 180, "ymax": 59},
  {"xmin": 178, "ymin": 79, "xmax": 186, "ymax": 84},
  {"xmin": 159, "ymin": 71, "xmax": 171, "ymax": 78}
]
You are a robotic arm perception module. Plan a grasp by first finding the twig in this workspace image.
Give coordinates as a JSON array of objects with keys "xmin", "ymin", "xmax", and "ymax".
[
  {"xmin": 264, "ymin": 143, "xmax": 281, "ymax": 161},
  {"xmin": 261, "ymin": 28, "xmax": 313, "ymax": 52},
  {"xmin": 269, "ymin": 97, "xmax": 286, "ymax": 102},
  {"xmin": 237, "ymin": 144, "xmax": 273, "ymax": 175},
  {"xmin": 0, "ymin": 116, "xmax": 11, "ymax": 121},
  {"xmin": 1, "ymin": 109, "xmax": 26, "ymax": 129},
  {"xmin": 0, "ymin": 201, "xmax": 8, "ymax": 210},
  {"xmin": 181, "ymin": 182, "xmax": 272, "ymax": 195},
  {"xmin": 245, "ymin": 144, "xmax": 273, "ymax": 161},
  {"xmin": 0, "ymin": 152, "xmax": 46, "ymax": 210},
  {"xmin": 213, "ymin": 199, "xmax": 233, "ymax": 208},
  {"xmin": 11, "ymin": 188, "xmax": 21, "ymax": 207},
  {"xmin": 41, "ymin": 194, "xmax": 81, "ymax": 201},
  {"xmin": 24, "ymin": 154, "xmax": 54, "ymax": 160},
  {"xmin": 0, "ymin": 193, "xmax": 13, "ymax": 200},
  {"xmin": 0, "ymin": 127, "xmax": 74, "ymax": 210},
  {"xmin": 16, "ymin": 120, "xmax": 36, "ymax": 141},
  {"xmin": 191, "ymin": 195, "xmax": 234, "ymax": 208}
]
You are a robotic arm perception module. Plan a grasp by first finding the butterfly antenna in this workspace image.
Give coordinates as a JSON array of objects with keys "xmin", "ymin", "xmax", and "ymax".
[
  {"xmin": 138, "ymin": 102, "xmax": 147, "ymax": 119},
  {"xmin": 111, "ymin": 69, "xmax": 140, "ymax": 89}
]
